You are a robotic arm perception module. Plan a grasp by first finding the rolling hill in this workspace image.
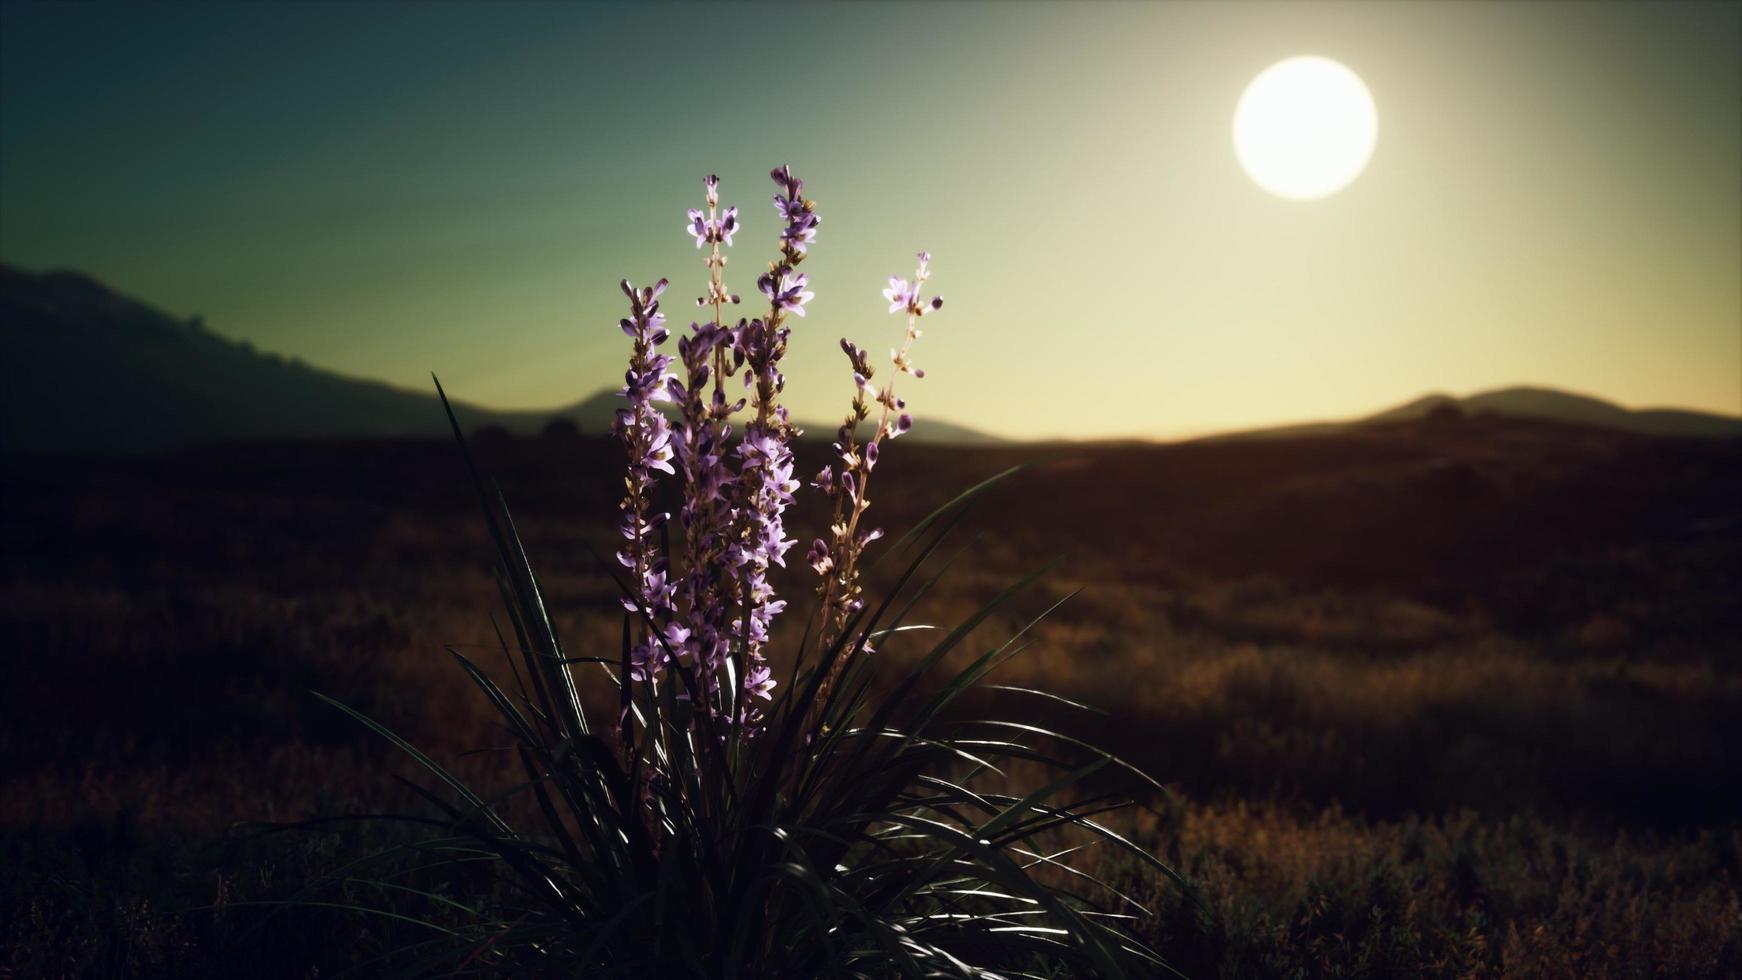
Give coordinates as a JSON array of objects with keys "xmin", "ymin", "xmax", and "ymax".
[
  {"xmin": 4, "ymin": 264, "xmax": 1735, "ymax": 454},
  {"xmin": 1367, "ymin": 387, "xmax": 1742, "ymax": 436},
  {"xmin": 1204, "ymin": 386, "xmax": 1741, "ymax": 443},
  {"xmin": 0, "ymin": 265, "xmax": 999, "ymax": 454}
]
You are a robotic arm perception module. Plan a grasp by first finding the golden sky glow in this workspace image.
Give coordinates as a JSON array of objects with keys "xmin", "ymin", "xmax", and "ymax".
[{"xmin": 2, "ymin": 1, "xmax": 1738, "ymax": 439}]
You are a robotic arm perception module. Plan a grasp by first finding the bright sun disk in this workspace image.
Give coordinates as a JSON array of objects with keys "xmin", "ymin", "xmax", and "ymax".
[{"xmin": 1233, "ymin": 56, "xmax": 1378, "ymax": 201}]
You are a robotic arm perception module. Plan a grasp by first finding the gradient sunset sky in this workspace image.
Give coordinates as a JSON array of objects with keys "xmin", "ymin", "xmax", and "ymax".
[{"xmin": 2, "ymin": 1, "xmax": 1737, "ymax": 439}]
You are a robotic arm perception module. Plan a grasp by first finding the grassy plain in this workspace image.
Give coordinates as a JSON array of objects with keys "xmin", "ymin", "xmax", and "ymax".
[{"xmin": 3, "ymin": 414, "xmax": 1738, "ymax": 976}]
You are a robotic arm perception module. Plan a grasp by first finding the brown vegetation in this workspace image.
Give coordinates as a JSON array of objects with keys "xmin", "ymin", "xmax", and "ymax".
[{"xmin": 2, "ymin": 415, "xmax": 1738, "ymax": 976}]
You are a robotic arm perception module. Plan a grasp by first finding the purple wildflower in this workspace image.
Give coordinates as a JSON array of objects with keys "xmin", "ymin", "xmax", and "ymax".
[
  {"xmin": 771, "ymin": 164, "xmax": 803, "ymax": 201},
  {"xmin": 881, "ymin": 277, "xmax": 915, "ymax": 314},
  {"xmin": 758, "ymin": 270, "xmax": 814, "ymax": 317},
  {"xmin": 670, "ymin": 321, "xmax": 737, "ymax": 695},
  {"xmin": 672, "ymin": 175, "xmax": 750, "ymax": 713},
  {"xmin": 780, "ymin": 212, "xmax": 818, "ymax": 254},
  {"xmin": 720, "ymin": 164, "xmax": 821, "ymax": 722},
  {"xmin": 769, "ymin": 165, "xmax": 819, "ymax": 262},
  {"xmin": 725, "ymin": 325, "xmax": 800, "ymax": 712},
  {"xmin": 882, "ymin": 253, "xmax": 944, "ymax": 320},
  {"xmin": 687, "ymin": 207, "xmax": 740, "ymax": 249},
  {"xmin": 812, "ymin": 252, "xmax": 941, "ymax": 654},
  {"xmin": 612, "ymin": 278, "xmax": 681, "ymax": 684}
]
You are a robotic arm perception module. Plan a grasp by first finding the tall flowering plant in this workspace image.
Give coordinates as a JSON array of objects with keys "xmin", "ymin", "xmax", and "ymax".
[
  {"xmin": 668, "ymin": 189, "xmax": 740, "ymax": 702},
  {"xmin": 721, "ymin": 166, "xmax": 816, "ymax": 714},
  {"xmin": 312, "ymin": 166, "xmax": 1183, "ymax": 978},
  {"xmin": 626, "ymin": 167, "xmax": 815, "ymax": 725},
  {"xmin": 613, "ymin": 277, "xmax": 681, "ymax": 685},
  {"xmin": 811, "ymin": 252, "xmax": 942, "ymax": 671}
]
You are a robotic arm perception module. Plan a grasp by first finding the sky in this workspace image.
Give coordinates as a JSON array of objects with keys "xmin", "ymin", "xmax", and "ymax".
[{"xmin": 1, "ymin": 1, "xmax": 1737, "ymax": 440}]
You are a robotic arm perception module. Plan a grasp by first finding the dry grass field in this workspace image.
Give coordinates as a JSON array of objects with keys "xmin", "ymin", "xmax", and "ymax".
[{"xmin": 3, "ymin": 413, "xmax": 1739, "ymax": 977}]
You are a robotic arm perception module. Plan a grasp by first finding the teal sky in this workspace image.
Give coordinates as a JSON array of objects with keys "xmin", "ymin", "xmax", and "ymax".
[{"xmin": 2, "ymin": 1, "xmax": 1737, "ymax": 439}]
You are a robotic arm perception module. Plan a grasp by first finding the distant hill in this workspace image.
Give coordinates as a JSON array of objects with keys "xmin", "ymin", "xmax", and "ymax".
[
  {"xmin": 6, "ymin": 265, "xmax": 1733, "ymax": 455},
  {"xmin": 1209, "ymin": 386, "xmax": 1741, "ymax": 443},
  {"xmin": 1375, "ymin": 387, "xmax": 1742, "ymax": 437},
  {"xmin": 0, "ymin": 265, "xmax": 1001, "ymax": 454}
]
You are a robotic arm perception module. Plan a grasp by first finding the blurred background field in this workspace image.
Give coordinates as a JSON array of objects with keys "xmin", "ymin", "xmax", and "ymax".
[{"xmin": 4, "ymin": 415, "xmax": 1738, "ymax": 977}]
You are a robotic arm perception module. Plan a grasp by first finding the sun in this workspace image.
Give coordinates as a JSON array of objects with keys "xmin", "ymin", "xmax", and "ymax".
[{"xmin": 1233, "ymin": 56, "xmax": 1378, "ymax": 201}]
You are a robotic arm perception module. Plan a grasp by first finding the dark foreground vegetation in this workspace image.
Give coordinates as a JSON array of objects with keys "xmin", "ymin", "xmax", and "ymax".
[{"xmin": 3, "ymin": 413, "xmax": 1739, "ymax": 977}]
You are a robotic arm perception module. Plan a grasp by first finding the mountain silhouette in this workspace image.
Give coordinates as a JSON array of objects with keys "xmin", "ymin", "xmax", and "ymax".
[
  {"xmin": 1200, "ymin": 387, "xmax": 1739, "ymax": 443},
  {"xmin": 0, "ymin": 265, "xmax": 999, "ymax": 454},
  {"xmin": 1366, "ymin": 387, "xmax": 1742, "ymax": 437},
  {"xmin": 4, "ymin": 265, "xmax": 1735, "ymax": 454}
]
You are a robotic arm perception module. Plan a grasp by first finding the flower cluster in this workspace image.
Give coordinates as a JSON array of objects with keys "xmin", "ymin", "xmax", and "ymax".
[
  {"xmin": 612, "ymin": 169, "xmax": 939, "ymax": 730},
  {"xmin": 811, "ymin": 252, "xmax": 942, "ymax": 654},
  {"xmin": 687, "ymin": 174, "xmax": 741, "ymax": 309},
  {"xmin": 770, "ymin": 165, "xmax": 819, "ymax": 258},
  {"xmin": 611, "ymin": 278, "xmax": 682, "ymax": 684},
  {"xmin": 612, "ymin": 167, "xmax": 820, "ymax": 725},
  {"xmin": 723, "ymin": 166, "xmax": 819, "ymax": 712},
  {"xmin": 670, "ymin": 320, "xmax": 738, "ymax": 692},
  {"xmin": 686, "ymin": 179, "xmax": 738, "ymax": 247},
  {"xmin": 753, "ymin": 166, "xmax": 817, "ymax": 324},
  {"xmin": 671, "ymin": 174, "xmax": 746, "ymax": 703}
]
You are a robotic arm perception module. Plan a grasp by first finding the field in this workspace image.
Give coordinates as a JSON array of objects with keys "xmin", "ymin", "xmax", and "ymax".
[{"xmin": 3, "ymin": 413, "xmax": 1740, "ymax": 977}]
